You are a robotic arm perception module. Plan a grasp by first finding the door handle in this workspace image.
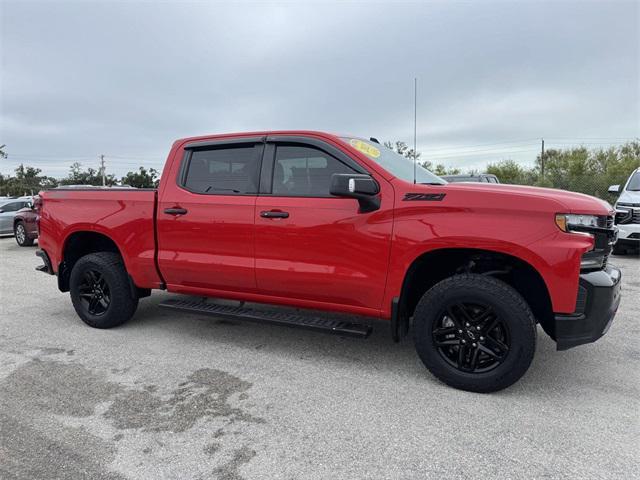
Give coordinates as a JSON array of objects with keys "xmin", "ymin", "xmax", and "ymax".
[
  {"xmin": 260, "ymin": 210, "xmax": 289, "ymax": 219},
  {"xmin": 164, "ymin": 207, "xmax": 188, "ymax": 215}
]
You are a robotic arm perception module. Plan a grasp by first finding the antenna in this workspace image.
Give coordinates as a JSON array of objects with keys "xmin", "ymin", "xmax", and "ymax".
[{"xmin": 413, "ymin": 77, "xmax": 417, "ymax": 184}]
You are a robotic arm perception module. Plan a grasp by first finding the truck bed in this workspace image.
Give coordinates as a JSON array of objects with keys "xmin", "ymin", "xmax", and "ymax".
[{"xmin": 38, "ymin": 188, "xmax": 163, "ymax": 289}]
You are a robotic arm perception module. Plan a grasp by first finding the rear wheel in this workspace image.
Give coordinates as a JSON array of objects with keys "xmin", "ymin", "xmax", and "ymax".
[
  {"xmin": 70, "ymin": 252, "xmax": 138, "ymax": 328},
  {"xmin": 413, "ymin": 274, "xmax": 536, "ymax": 393},
  {"xmin": 14, "ymin": 222, "xmax": 34, "ymax": 247}
]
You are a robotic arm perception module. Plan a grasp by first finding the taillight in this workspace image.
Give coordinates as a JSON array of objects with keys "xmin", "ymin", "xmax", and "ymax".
[
  {"xmin": 33, "ymin": 195, "xmax": 43, "ymax": 213},
  {"xmin": 34, "ymin": 195, "xmax": 43, "ymax": 234}
]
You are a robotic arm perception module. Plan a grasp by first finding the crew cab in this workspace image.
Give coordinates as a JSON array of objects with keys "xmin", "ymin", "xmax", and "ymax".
[{"xmin": 35, "ymin": 131, "xmax": 621, "ymax": 392}]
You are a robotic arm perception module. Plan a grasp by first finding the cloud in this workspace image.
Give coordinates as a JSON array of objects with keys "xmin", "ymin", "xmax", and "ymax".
[{"xmin": 1, "ymin": 0, "xmax": 638, "ymax": 177}]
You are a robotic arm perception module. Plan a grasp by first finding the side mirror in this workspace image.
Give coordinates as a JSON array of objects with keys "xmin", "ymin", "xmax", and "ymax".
[
  {"xmin": 27, "ymin": 202, "xmax": 34, "ymax": 209},
  {"xmin": 330, "ymin": 173, "xmax": 380, "ymax": 213},
  {"xmin": 608, "ymin": 184, "xmax": 621, "ymax": 194}
]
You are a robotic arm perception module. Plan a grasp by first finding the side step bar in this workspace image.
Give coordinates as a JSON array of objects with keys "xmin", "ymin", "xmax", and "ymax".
[{"xmin": 159, "ymin": 298, "xmax": 372, "ymax": 338}]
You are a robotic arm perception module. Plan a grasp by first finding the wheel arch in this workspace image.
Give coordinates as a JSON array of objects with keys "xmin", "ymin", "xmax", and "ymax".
[
  {"xmin": 395, "ymin": 247, "xmax": 554, "ymax": 340},
  {"xmin": 58, "ymin": 230, "xmax": 125, "ymax": 292}
]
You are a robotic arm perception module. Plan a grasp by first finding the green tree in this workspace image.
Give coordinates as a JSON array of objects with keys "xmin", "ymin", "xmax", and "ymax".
[
  {"xmin": 384, "ymin": 140, "xmax": 435, "ymax": 170},
  {"xmin": 486, "ymin": 159, "xmax": 530, "ymax": 185},
  {"xmin": 384, "ymin": 140, "xmax": 422, "ymax": 161},
  {"xmin": 534, "ymin": 141, "xmax": 640, "ymax": 198},
  {"xmin": 0, "ymin": 164, "xmax": 58, "ymax": 196},
  {"xmin": 433, "ymin": 164, "xmax": 461, "ymax": 176},
  {"xmin": 121, "ymin": 166, "xmax": 159, "ymax": 188},
  {"xmin": 59, "ymin": 162, "xmax": 116, "ymax": 186}
]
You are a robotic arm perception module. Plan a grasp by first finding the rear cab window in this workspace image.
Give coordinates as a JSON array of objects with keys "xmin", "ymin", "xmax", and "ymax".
[{"xmin": 182, "ymin": 144, "xmax": 262, "ymax": 195}]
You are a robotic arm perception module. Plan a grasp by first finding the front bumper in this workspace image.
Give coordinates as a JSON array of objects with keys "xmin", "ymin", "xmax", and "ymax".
[
  {"xmin": 616, "ymin": 222, "xmax": 640, "ymax": 244},
  {"xmin": 555, "ymin": 266, "xmax": 622, "ymax": 351}
]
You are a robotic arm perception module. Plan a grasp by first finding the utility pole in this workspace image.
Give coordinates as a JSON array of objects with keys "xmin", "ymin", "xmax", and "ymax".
[
  {"xmin": 99, "ymin": 154, "xmax": 106, "ymax": 186},
  {"xmin": 540, "ymin": 138, "xmax": 545, "ymax": 178}
]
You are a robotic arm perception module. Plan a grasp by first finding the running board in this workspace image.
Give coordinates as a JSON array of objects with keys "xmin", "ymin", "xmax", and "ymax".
[{"xmin": 159, "ymin": 298, "xmax": 372, "ymax": 338}]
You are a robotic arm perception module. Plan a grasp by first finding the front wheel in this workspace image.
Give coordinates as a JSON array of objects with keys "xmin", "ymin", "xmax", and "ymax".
[
  {"xmin": 70, "ymin": 252, "xmax": 138, "ymax": 329},
  {"xmin": 413, "ymin": 274, "xmax": 537, "ymax": 393},
  {"xmin": 14, "ymin": 222, "xmax": 34, "ymax": 246}
]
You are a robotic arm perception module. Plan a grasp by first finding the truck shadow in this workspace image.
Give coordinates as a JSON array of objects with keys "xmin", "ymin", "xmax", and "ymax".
[{"xmin": 126, "ymin": 292, "xmax": 579, "ymax": 396}]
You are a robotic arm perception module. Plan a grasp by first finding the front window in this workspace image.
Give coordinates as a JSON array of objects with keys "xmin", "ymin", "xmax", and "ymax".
[
  {"xmin": 341, "ymin": 137, "xmax": 446, "ymax": 185},
  {"xmin": 272, "ymin": 145, "xmax": 354, "ymax": 196},
  {"xmin": 626, "ymin": 171, "xmax": 640, "ymax": 191}
]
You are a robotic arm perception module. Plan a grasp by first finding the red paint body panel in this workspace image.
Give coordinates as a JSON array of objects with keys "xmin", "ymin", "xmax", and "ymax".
[
  {"xmin": 37, "ymin": 189, "xmax": 162, "ymax": 289},
  {"xmin": 38, "ymin": 130, "xmax": 613, "ymax": 320}
]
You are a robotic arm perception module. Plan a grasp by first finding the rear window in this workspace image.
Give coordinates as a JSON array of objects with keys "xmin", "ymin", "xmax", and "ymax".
[{"xmin": 183, "ymin": 145, "xmax": 261, "ymax": 194}]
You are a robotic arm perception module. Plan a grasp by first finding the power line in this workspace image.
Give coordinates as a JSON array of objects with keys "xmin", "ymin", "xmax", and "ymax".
[
  {"xmin": 424, "ymin": 148, "xmax": 541, "ymax": 161},
  {"xmin": 423, "ymin": 143, "xmax": 540, "ymax": 156},
  {"xmin": 421, "ymin": 138, "xmax": 540, "ymax": 152}
]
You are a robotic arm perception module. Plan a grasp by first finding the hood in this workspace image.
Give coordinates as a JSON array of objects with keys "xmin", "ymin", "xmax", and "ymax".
[
  {"xmin": 435, "ymin": 182, "xmax": 613, "ymax": 215},
  {"xmin": 616, "ymin": 189, "xmax": 640, "ymax": 206}
]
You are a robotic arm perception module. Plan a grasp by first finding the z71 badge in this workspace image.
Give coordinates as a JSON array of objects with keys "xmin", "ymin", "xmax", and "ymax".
[{"xmin": 403, "ymin": 193, "xmax": 446, "ymax": 201}]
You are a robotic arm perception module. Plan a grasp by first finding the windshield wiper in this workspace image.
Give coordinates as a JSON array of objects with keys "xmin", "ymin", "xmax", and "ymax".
[{"xmin": 420, "ymin": 182, "xmax": 446, "ymax": 185}]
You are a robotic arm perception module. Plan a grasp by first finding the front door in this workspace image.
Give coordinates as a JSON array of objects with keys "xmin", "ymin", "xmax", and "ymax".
[
  {"xmin": 254, "ymin": 140, "xmax": 393, "ymax": 313},
  {"xmin": 157, "ymin": 140, "xmax": 263, "ymax": 294}
]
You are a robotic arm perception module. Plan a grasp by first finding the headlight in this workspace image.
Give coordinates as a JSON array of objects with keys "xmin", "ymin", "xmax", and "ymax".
[
  {"xmin": 555, "ymin": 213, "xmax": 616, "ymax": 271},
  {"xmin": 555, "ymin": 213, "xmax": 600, "ymax": 232}
]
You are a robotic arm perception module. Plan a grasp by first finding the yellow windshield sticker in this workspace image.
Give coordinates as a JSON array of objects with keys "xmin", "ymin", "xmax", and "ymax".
[{"xmin": 350, "ymin": 139, "xmax": 380, "ymax": 158}]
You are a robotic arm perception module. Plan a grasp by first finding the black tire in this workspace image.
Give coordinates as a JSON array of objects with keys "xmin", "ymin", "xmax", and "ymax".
[
  {"xmin": 70, "ymin": 252, "xmax": 138, "ymax": 329},
  {"xmin": 413, "ymin": 274, "xmax": 536, "ymax": 393},
  {"xmin": 14, "ymin": 222, "xmax": 34, "ymax": 247}
]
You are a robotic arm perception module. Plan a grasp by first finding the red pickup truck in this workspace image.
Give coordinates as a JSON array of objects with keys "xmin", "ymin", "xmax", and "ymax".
[{"xmin": 36, "ymin": 131, "xmax": 621, "ymax": 392}]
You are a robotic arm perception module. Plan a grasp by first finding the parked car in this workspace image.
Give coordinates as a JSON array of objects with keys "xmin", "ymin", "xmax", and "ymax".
[
  {"xmin": 14, "ymin": 197, "xmax": 39, "ymax": 246},
  {"xmin": 35, "ymin": 131, "xmax": 621, "ymax": 392},
  {"xmin": 0, "ymin": 196, "xmax": 33, "ymax": 236},
  {"xmin": 441, "ymin": 173, "xmax": 500, "ymax": 183},
  {"xmin": 609, "ymin": 167, "xmax": 640, "ymax": 254}
]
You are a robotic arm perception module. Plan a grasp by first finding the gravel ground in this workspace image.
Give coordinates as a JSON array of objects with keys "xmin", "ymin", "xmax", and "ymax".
[{"xmin": 1, "ymin": 237, "xmax": 638, "ymax": 480}]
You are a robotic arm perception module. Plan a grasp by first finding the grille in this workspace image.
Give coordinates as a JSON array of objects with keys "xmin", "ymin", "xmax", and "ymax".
[{"xmin": 615, "ymin": 208, "xmax": 640, "ymax": 225}]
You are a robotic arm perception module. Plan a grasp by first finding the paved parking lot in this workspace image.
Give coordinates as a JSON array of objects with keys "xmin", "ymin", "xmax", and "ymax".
[{"xmin": 1, "ymin": 237, "xmax": 638, "ymax": 479}]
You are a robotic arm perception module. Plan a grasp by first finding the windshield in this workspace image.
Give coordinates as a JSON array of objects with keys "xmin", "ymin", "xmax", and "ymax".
[
  {"xmin": 626, "ymin": 171, "xmax": 640, "ymax": 191},
  {"xmin": 341, "ymin": 137, "xmax": 446, "ymax": 185}
]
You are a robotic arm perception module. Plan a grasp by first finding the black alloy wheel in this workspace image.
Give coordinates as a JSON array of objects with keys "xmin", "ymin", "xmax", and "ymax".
[
  {"xmin": 413, "ymin": 274, "xmax": 536, "ymax": 393},
  {"xmin": 432, "ymin": 302, "xmax": 510, "ymax": 373},
  {"xmin": 77, "ymin": 269, "xmax": 112, "ymax": 316}
]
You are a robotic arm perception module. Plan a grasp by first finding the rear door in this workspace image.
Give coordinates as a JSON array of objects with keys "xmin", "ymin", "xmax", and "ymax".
[
  {"xmin": 157, "ymin": 138, "xmax": 264, "ymax": 294},
  {"xmin": 254, "ymin": 137, "xmax": 393, "ymax": 312}
]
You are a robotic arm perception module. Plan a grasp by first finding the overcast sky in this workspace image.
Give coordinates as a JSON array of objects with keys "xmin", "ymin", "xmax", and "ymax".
[{"xmin": 1, "ymin": 0, "xmax": 638, "ymax": 178}]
